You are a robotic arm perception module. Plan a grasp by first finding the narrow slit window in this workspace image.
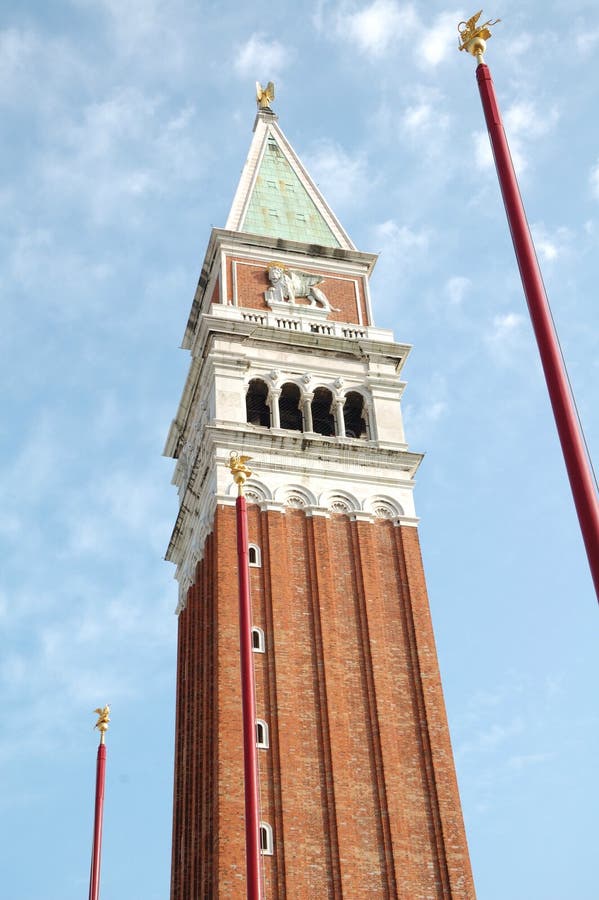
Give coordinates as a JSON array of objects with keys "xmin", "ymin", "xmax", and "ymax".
[
  {"xmin": 256, "ymin": 719, "xmax": 269, "ymax": 749},
  {"xmin": 251, "ymin": 626, "xmax": 265, "ymax": 653},
  {"xmin": 248, "ymin": 543, "xmax": 261, "ymax": 567},
  {"xmin": 260, "ymin": 822, "xmax": 273, "ymax": 855}
]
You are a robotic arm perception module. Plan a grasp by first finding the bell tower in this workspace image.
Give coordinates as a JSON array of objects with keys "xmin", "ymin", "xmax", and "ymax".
[{"xmin": 165, "ymin": 97, "xmax": 475, "ymax": 898}]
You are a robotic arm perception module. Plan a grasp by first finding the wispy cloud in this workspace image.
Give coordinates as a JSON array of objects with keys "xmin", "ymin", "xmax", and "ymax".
[
  {"xmin": 39, "ymin": 88, "xmax": 204, "ymax": 225},
  {"xmin": 416, "ymin": 10, "xmax": 461, "ymax": 67},
  {"xmin": 234, "ymin": 33, "xmax": 292, "ymax": 78},
  {"xmin": 372, "ymin": 218, "xmax": 430, "ymax": 261},
  {"xmin": 403, "ymin": 373, "xmax": 449, "ymax": 445},
  {"xmin": 303, "ymin": 140, "xmax": 369, "ymax": 209},
  {"xmin": 530, "ymin": 222, "xmax": 573, "ymax": 262},
  {"xmin": 474, "ymin": 99, "xmax": 559, "ymax": 176},
  {"xmin": 344, "ymin": 0, "xmax": 417, "ymax": 56},
  {"xmin": 576, "ymin": 29, "xmax": 599, "ymax": 58},
  {"xmin": 400, "ymin": 88, "xmax": 451, "ymax": 140},
  {"xmin": 445, "ymin": 275, "xmax": 471, "ymax": 306},
  {"xmin": 484, "ymin": 311, "xmax": 526, "ymax": 364},
  {"xmin": 590, "ymin": 159, "xmax": 599, "ymax": 200},
  {"xmin": 318, "ymin": 1, "xmax": 460, "ymax": 67},
  {"xmin": 508, "ymin": 751, "xmax": 554, "ymax": 771}
]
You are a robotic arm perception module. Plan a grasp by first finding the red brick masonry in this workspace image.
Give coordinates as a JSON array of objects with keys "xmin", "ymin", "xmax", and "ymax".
[{"xmin": 171, "ymin": 506, "xmax": 475, "ymax": 899}]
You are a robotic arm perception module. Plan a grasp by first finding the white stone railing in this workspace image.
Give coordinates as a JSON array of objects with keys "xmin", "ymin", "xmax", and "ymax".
[{"xmin": 208, "ymin": 302, "xmax": 392, "ymax": 343}]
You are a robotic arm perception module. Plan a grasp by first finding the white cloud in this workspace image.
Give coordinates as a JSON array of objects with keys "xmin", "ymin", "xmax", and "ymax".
[
  {"xmin": 530, "ymin": 222, "xmax": 572, "ymax": 262},
  {"xmin": 401, "ymin": 91, "xmax": 450, "ymax": 135},
  {"xmin": 39, "ymin": 88, "xmax": 204, "ymax": 224},
  {"xmin": 416, "ymin": 10, "xmax": 461, "ymax": 67},
  {"xmin": 474, "ymin": 100, "xmax": 558, "ymax": 176},
  {"xmin": 403, "ymin": 102, "xmax": 433, "ymax": 131},
  {"xmin": 303, "ymin": 140, "xmax": 369, "ymax": 209},
  {"xmin": 508, "ymin": 751, "xmax": 554, "ymax": 770},
  {"xmin": 373, "ymin": 219, "xmax": 430, "ymax": 263},
  {"xmin": 344, "ymin": 0, "xmax": 417, "ymax": 56},
  {"xmin": 576, "ymin": 29, "xmax": 599, "ymax": 58},
  {"xmin": 590, "ymin": 160, "xmax": 599, "ymax": 200},
  {"xmin": 505, "ymin": 33, "xmax": 533, "ymax": 58},
  {"xmin": 403, "ymin": 373, "xmax": 449, "ymax": 444},
  {"xmin": 0, "ymin": 25, "xmax": 86, "ymax": 109},
  {"xmin": 234, "ymin": 33, "xmax": 291, "ymax": 78},
  {"xmin": 445, "ymin": 275, "xmax": 471, "ymax": 306},
  {"xmin": 485, "ymin": 312, "xmax": 526, "ymax": 364},
  {"xmin": 0, "ymin": 27, "xmax": 37, "ymax": 92},
  {"xmin": 504, "ymin": 101, "xmax": 557, "ymax": 140},
  {"xmin": 320, "ymin": 2, "xmax": 458, "ymax": 66}
]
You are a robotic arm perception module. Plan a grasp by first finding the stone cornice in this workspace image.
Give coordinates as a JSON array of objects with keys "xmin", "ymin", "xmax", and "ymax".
[{"xmin": 166, "ymin": 423, "xmax": 422, "ymax": 567}]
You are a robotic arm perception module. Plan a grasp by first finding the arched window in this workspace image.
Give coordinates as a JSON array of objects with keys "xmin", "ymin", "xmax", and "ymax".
[
  {"xmin": 343, "ymin": 391, "xmax": 368, "ymax": 439},
  {"xmin": 256, "ymin": 719, "xmax": 269, "ymax": 748},
  {"xmin": 246, "ymin": 379, "xmax": 270, "ymax": 427},
  {"xmin": 248, "ymin": 543, "xmax": 261, "ymax": 567},
  {"xmin": 279, "ymin": 382, "xmax": 302, "ymax": 431},
  {"xmin": 260, "ymin": 822, "xmax": 274, "ymax": 855},
  {"xmin": 311, "ymin": 387, "xmax": 335, "ymax": 437},
  {"xmin": 251, "ymin": 626, "xmax": 265, "ymax": 653}
]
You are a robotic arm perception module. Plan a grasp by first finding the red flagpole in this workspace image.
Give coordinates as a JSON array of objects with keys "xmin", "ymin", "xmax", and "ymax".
[
  {"xmin": 231, "ymin": 454, "xmax": 263, "ymax": 900},
  {"xmin": 466, "ymin": 37, "xmax": 599, "ymax": 601},
  {"xmin": 89, "ymin": 707, "xmax": 109, "ymax": 900}
]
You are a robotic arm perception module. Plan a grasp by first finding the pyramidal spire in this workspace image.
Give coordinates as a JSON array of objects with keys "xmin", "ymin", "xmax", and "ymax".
[{"xmin": 225, "ymin": 85, "xmax": 355, "ymax": 250}]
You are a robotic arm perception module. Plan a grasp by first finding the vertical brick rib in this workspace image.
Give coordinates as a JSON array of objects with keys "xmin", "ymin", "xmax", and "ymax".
[
  {"xmin": 209, "ymin": 524, "xmax": 219, "ymax": 897},
  {"xmin": 349, "ymin": 519, "xmax": 398, "ymax": 899},
  {"xmin": 259, "ymin": 509, "xmax": 287, "ymax": 899},
  {"xmin": 170, "ymin": 597, "xmax": 186, "ymax": 900},
  {"xmin": 305, "ymin": 514, "xmax": 342, "ymax": 899},
  {"xmin": 392, "ymin": 525, "xmax": 452, "ymax": 897},
  {"xmin": 199, "ymin": 540, "xmax": 210, "ymax": 895},
  {"xmin": 190, "ymin": 578, "xmax": 200, "ymax": 898},
  {"xmin": 183, "ymin": 591, "xmax": 193, "ymax": 900}
]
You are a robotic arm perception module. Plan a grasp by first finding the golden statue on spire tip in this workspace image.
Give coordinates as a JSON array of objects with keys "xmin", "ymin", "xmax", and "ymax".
[
  {"xmin": 458, "ymin": 10, "xmax": 500, "ymax": 63},
  {"xmin": 256, "ymin": 81, "xmax": 275, "ymax": 110}
]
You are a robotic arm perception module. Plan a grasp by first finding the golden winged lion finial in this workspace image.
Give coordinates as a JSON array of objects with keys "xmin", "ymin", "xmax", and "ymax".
[
  {"xmin": 458, "ymin": 10, "xmax": 501, "ymax": 59},
  {"xmin": 256, "ymin": 81, "xmax": 275, "ymax": 110},
  {"xmin": 228, "ymin": 452, "xmax": 253, "ymax": 494},
  {"xmin": 93, "ymin": 705, "xmax": 110, "ymax": 743}
]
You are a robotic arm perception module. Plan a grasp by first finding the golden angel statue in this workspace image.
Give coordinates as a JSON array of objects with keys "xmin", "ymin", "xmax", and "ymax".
[{"xmin": 256, "ymin": 81, "xmax": 275, "ymax": 110}]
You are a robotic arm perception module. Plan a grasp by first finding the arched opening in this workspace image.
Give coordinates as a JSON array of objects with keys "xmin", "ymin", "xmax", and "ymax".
[
  {"xmin": 248, "ymin": 544, "xmax": 261, "ymax": 567},
  {"xmin": 343, "ymin": 391, "xmax": 367, "ymax": 439},
  {"xmin": 279, "ymin": 382, "xmax": 302, "ymax": 431},
  {"xmin": 256, "ymin": 719, "xmax": 269, "ymax": 748},
  {"xmin": 260, "ymin": 822, "xmax": 274, "ymax": 855},
  {"xmin": 311, "ymin": 387, "xmax": 335, "ymax": 437},
  {"xmin": 251, "ymin": 626, "xmax": 265, "ymax": 652},
  {"xmin": 246, "ymin": 379, "xmax": 270, "ymax": 427}
]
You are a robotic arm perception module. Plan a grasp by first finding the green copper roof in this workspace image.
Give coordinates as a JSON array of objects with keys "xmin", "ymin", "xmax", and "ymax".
[{"xmin": 241, "ymin": 136, "xmax": 340, "ymax": 248}]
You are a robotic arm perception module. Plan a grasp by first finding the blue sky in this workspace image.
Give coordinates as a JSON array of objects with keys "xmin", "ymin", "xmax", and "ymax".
[{"xmin": 1, "ymin": 2, "xmax": 598, "ymax": 898}]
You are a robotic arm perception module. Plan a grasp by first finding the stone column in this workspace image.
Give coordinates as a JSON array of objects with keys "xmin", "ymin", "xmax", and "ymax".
[
  {"xmin": 269, "ymin": 388, "xmax": 281, "ymax": 429},
  {"xmin": 302, "ymin": 393, "xmax": 314, "ymax": 433},
  {"xmin": 334, "ymin": 399, "xmax": 345, "ymax": 438}
]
